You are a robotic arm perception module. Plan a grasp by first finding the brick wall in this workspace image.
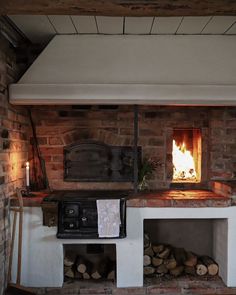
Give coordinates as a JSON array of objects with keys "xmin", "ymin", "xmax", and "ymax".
[
  {"xmin": 0, "ymin": 36, "xmax": 29, "ymax": 294},
  {"xmin": 29, "ymin": 105, "xmax": 236, "ymax": 191}
]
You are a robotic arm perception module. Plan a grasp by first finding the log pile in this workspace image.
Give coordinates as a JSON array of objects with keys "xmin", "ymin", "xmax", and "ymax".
[
  {"xmin": 143, "ymin": 235, "xmax": 218, "ymax": 277},
  {"xmin": 64, "ymin": 254, "xmax": 116, "ymax": 280}
]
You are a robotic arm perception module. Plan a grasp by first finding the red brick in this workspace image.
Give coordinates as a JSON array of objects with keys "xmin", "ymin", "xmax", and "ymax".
[{"xmin": 49, "ymin": 137, "xmax": 63, "ymax": 145}]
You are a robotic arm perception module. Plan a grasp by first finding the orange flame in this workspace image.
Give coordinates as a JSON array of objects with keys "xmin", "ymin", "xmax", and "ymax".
[{"xmin": 172, "ymin": 140, "xmax": 197, "ymax": 181}]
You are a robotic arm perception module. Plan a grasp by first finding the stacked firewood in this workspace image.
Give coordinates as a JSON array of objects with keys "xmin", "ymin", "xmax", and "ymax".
[
  {"xmin": 64, "ymin": 254, "xmax": 116, "ymax": 280},
  {"xmin": 144, "ymin": 234, "xmax": 219, "ymax": 277}
]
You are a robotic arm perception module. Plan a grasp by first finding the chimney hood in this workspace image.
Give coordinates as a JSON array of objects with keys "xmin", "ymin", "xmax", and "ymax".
[{"xmin": 9, "ymin": 34, "xmax": 236, "ymax": 105}]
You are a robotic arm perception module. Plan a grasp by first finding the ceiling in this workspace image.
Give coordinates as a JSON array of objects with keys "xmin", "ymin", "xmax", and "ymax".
[
  {"xmin": 8, "ymin": 15, "xmax": 236, "ymax": 45},
  {"xmin": 2, "ymin": 0, "xmax": 236, "ymax": 16}
]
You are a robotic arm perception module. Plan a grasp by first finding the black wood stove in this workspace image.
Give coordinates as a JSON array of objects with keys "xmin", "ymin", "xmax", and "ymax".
[{"xmin": 43, "ymin": 190, "xmax": 129, "ymax": 239}]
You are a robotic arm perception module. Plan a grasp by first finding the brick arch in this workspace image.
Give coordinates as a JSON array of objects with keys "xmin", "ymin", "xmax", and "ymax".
[{"xmin": 62, "ymin": 128, "xmax": 132, "ymax": 147}]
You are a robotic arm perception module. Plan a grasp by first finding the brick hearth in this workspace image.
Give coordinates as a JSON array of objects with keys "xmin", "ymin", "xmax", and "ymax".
[{"xmin": 33, "ymin": 276, "xmax": 236, "ymax": 294}]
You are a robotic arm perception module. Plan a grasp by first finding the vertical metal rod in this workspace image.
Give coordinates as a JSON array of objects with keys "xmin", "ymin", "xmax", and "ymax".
[{"xmin": 133, "ymin": 105, "xmax": 139, "ymax": 193}]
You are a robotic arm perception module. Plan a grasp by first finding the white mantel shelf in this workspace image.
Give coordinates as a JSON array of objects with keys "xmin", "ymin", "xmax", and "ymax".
[{"xmin": 11, "ymin": 206, "xmax": 236, "ymax": 288}]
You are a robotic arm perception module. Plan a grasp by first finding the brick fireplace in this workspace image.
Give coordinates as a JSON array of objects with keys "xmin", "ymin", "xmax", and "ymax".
[
  {"xmin": 2, "ymin": 30, "xmax": 236, "ymax": 294},
  {"xmin": 28, "ymin": 105, "xmax": 235, "ymax": 191}
]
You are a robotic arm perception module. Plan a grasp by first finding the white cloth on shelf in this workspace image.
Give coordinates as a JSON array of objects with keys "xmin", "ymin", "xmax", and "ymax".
[{"xmin": 96, "ymin": 199, "xmax": 121, "ymax": 238}]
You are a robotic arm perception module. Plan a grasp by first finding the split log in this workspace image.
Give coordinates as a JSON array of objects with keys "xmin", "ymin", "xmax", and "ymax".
[
  {"xmin": 64, "ymin": 266, "xmax": 75, "ymax": 279},
  {"xmin": 200, "ymin": 256, "xmax": 219, "ymax": 276},
  {"xmin": 152, "ymin": 244, "xmax": 165, "ymax": 254},
  {"xmin": 74, "ymin": 270, "xmax": 83, "ymax": 280},
  {"xmin": 173, "ymin": 248, "xmax": 187, "ymax": 265},
  {"xmin": 64, "ymin": 253, "xmax": 76, "ymax": 267},
  {"xmin": 169, "ymin": 265, "xmax": 184, "ymax": 277},
  {"xmin": 107, "ymin": 270, "xmax": 115, "ymax": 280},
  {"xmin": 76, "ymin": 257, "xmax": 92, "ymax": 274},
  {"xmin": 196, "ymin": 263, "xmax": 208, "ymax": 276},
  {"xmin": 143, "ymin": 255, "xmax": 152, "ymax": 266},
  {"xmin": 144, "ymin": 245, "xmax": 154, "ymax": 257},
  {"xmin": 144, "ymin": 233, "xmax": 150, "ymax": 248},
  {"xmin": 184, "ymin": 266, "xmax": 196, "ymax": 275},
  {"xmin": 156, "ymin": 264, "xmax": 168, "ymax": 275},
  {"xmin": 184, "ymin": 252, "xmax": 198, "ymax": 267},
  {"xmin": 91, "ymin": 258, "xmax": 109, "ymax": 279},
  {"xmin": 164, "ymin": 256, "xmax": 177, "ymax": 270},
  {"xmin": 152, "ymin": 256, "xmax": 163, "ymax": 267},
  {"xmin": 83, "ymin": 272, "xmax": 91, "ymax": 279},
  {"xmin": 144, "ymin": 266, "xmax": 155, "ymax": 275},
  {"xmin": 158, "ymin": 247, "xmax": 171, "ymax": 259}
]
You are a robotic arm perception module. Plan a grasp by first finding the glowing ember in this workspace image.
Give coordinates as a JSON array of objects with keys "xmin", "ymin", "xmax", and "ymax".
[{"xmin": 172, "ymin": 140, "xmax": 197, "ymax": 181}]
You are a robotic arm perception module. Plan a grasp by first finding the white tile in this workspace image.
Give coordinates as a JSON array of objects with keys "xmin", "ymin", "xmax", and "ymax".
[
  {"xmin": 71, "ymin": 16, "xmax": 97, "ymax": 34},
  {"xmin": 225, "ymin": 22, "xmax": 236, "ymax": 34},
  {"xmin": 151, "ymin": 17, "xmax": 182, "ymax": 34},
  {"xmin": 47, "ymin": 15, "xmax": 76, "ymax": 34},
  {"xmin": 202, "ymin": 16, "xmax": 236, "ymax": 34},
  {"xmin": 96, "ymin": 16, "xmax": 123, "ymax": 34},
  {"xmin": 125, "ymin": 17, "xmax": 153, "ymax": 34},
  {"xmin": 9, "ymin": 15, "xmax": 55, "ymax": 43},
  {"xmin": 177, "ymin": 16, "xmax": 211, "ymax": 34}
]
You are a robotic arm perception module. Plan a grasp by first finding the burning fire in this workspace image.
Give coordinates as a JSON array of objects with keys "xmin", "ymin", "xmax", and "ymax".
[{"xmin": 172, "ymin": 140, "xmax": 197, "ymax": 181}]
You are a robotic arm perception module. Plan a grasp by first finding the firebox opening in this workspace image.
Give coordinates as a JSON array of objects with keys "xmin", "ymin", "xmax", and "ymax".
[
  {"xmin": 172, "ymin": 129, "xmax": 201, "ymax": 183},
  {"xmin": 63, "ymin": 244, "xmax": 116, "ymax": 282}
]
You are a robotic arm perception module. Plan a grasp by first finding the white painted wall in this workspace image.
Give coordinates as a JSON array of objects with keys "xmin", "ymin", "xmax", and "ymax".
[
  {"xmin": 11, "ymin": 206, "xmax": 236, "ymax": 288},
  {"xmin": 9, "ymin": 35, "xmax": 236, "ymax": 105}
]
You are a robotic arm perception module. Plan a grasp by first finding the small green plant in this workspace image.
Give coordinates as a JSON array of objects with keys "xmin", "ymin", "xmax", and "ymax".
[{"xmin": 138, "ymin": 158, "xmax": 158, "ymax": 191}]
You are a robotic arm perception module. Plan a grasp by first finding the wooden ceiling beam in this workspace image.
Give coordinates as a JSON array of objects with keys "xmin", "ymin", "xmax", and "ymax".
[{"xmin": 1, "ymin": 0, "xmax": 236, "ymax": 16}]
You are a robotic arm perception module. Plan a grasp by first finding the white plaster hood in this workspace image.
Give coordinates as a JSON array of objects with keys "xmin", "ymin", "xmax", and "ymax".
[{"xmin": 9, "ymin": 34, "xmax": 236, "ymax": 105}]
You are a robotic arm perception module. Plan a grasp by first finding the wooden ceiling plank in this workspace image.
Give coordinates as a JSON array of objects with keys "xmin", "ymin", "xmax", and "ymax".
[
  {"xmin": 71, "ymin": 16, "xmax": 98, "ymax": 33},
  {"xmin": 225, "ymin": 22, "xmax": 236, "ymax": 34},
  {"xmin": 96, "ymin": 16, "xmax": 123, "ymax": 34},
  {"xmin": 176, "ymin": 16, "xmax": 212, "ymax": 34},
  {"xmin": 201, "ymin": 16, "xmax": 236, "ymax": 34},
  {"xmin": 2, "ymin": 1, "xmax": 236, "ymax": 16},
  {"xmin": 151, "ymin": 17, "xmax": 182, "ymax": 34},
  {"xmin": 47, "ymin": 15, "xmax": 76, "ymax": 34},
  {"xmin": 125, "ymin": 17, "xmax": 154, "ymax": 34}
]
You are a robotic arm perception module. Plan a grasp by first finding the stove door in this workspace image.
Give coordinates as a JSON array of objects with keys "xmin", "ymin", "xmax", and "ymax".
[
  {"xmin": 57, "ymin": 200, "xmax": 99, "ymax": 238},
  {"xmin": 79, "ymin": 203, "xmax": 98, "ymax": 229}
]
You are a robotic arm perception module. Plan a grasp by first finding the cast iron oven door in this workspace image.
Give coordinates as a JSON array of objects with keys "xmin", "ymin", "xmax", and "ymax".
[
  {"xmin": 64, "ymin": 140, "xmax": 141, "ymax": 182},
  {"xmin": 57, "ymin": 197, "xmax": 126, "ymax": 239}
]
